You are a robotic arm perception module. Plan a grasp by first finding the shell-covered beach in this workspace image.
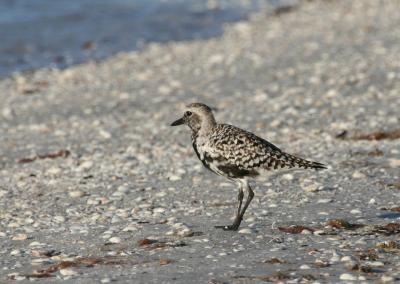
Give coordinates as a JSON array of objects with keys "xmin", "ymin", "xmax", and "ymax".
[{"xmin": 1, "ymin": 0, "xmax": 399, "ymax": 282}]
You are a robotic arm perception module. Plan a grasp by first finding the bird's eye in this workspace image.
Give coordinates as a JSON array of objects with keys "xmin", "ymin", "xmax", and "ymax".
[{"xmin": 185, "ymin": 111, "xmax": 192, "ymax": 117}]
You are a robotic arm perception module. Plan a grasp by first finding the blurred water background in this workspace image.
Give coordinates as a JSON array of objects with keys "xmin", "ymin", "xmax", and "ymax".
[{"xmin": 0, "ymin": 0, "xmax": 293, "ymax": 78}]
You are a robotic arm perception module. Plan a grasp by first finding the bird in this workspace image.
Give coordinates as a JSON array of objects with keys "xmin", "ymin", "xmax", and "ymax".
[{"xmin": 171, "ymin": 102, "xmax": 326, "ymax": 231}]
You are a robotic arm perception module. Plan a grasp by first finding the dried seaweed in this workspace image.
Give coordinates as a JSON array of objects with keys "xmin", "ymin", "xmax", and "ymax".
[
  {"xmin": 30, "ymin": 250, "xmax": 60, "ymax": 257},
  {"xmin": 262, "ymin": 258, "xmax": 286, "ymax": 264},
  {"xmin": 380, "ymin": 207, "xmax": 400, "ymax": 213},
  {"xmin": 18, "ymin": 150, "xmax": 70, "ymax": 164},
  {"xmin": 337, "ymin": 129, "xmax": 400, "ymax": 141},
  {"xmin": 23, "ymin": 256, "xmax": 173, "ymax": 279},
  {"xmin": 233, "ymin": 272, "xmax": 316, "ymax": 282},
  {"xmin": 351, "ymin": 129, "xmax": 400, "ymax": 141},
  {"xmin": 358, "ymin": 249, "xmax": 379, "ymax": 261},
  {"xmin": 372, "ymin": 223, "xmax": 400, "ymax": 235},
  {"xmin": 376, "ymin": 240, "xmax": 400, "ymax": 252},
  {"xmin": 278, "ymin": 225, "xmax": 315, "ymax": 234},
  {"xmin": 138, "ymin": 238, "xmax": 158, "ymax": 247},
  {"xmin": 326, "ymin": 219, "xmax": 364, "ymax": 230},
  {"xmin": 159, "ymin": 259, "xmax": 174, "ymax": 265},
  {"xmin": 274, "ymin": 5, "xmax": 297, "ymax": 16},
  {"xmin": 20, "ymin": 81, "xmax": 49, "ymax": 95},
  {"xmin": 387, "ymin": 182, "xmax": 400, "ymax": 190},
  {"xmin": 207, "ymin": 202, "xmax": 236, "ymax": 208},
  {"xmin": 137, "ymin": 238, "xmax": 186, "ymax": 250},
  {"xmin": 208, "ymin": 279, "xmax": 229, "ymax": 284},
  {"xmin": 350, "ymin": 263, "xmax": 373, "ymax": 273}
]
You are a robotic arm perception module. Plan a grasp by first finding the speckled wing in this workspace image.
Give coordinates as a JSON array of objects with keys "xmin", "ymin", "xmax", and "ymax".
[{"xmin": 208, "ymin": 124, "xmax": 325, "ymax": 177}]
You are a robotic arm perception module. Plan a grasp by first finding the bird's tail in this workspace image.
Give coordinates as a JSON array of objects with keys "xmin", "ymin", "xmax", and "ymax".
[{"xmin": 280, "ymin": 152, "xmax": 327, "ymax": 170}]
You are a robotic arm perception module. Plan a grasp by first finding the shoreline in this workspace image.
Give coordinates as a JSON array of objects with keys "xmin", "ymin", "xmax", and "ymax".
[{"xmin": 0, "ymin": 0, "xmax": 280, "ymax": 79}]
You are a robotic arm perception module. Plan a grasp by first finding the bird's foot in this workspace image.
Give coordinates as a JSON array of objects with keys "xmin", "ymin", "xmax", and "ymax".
[{"xmin": 214, "ymin": 224, "xmax": 240, "ymax": 231}]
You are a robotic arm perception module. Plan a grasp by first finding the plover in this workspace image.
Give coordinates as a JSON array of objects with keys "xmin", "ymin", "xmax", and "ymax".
[{"xmin": 171, "ymin": 103, "xmax": 326, "ymax": 231}]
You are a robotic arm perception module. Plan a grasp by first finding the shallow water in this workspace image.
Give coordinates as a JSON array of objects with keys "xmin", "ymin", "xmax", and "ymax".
[{"xmin": 0, "ymin": 0, "xmax": 293, "ymax": 77}]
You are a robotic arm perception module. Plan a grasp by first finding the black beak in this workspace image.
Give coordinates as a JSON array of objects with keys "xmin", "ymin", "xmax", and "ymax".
[{"xmin": 171, "ymin": 117, "xmax": 185, "ymax": 126}]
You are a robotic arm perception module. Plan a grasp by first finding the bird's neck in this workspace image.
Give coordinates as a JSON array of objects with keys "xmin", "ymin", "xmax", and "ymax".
[
  {"xmin": 199, "ymin": 117, "xmax": 216, "ymax": 136},
  {"xmin": 191, "ymin": 120, "xmax": 216, "ymax": 140}
]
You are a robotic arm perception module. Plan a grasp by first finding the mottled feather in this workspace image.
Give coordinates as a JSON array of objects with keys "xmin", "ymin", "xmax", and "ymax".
[{"xmin": 192, "ymin": 124, "xmax": 325, "ymax": 180}]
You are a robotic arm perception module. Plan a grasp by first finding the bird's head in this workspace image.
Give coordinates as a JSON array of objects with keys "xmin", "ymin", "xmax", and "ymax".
[{"xmin": 171, "ymin": 103, "xmax": 216, "ymax": 133}]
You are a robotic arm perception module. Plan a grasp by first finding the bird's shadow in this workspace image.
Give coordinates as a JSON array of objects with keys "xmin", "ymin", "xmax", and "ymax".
[{"xmin": 377, "ymin": 212, "xmax": 400, "ymax": 220}]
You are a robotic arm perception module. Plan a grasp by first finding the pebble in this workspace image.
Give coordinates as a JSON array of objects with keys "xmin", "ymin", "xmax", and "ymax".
[
  {"xmin": 122, "ymin": 225, "xmax": 137, "ymax": 232},
  {"xmin": 117, "ymin": 185, "xmax": 129, "ymax": 193},
  {"xmin": 99, "ymin": 129, "xmax": 112, "ymax": 139},
  {"xmin": 29, "ymin": 241, "xmax": 45, "ymax": 247},
  {"xmin": 78, "ymin": 161, "xmax": 93, "ymax": 171},
  {"xmin": 47, "ymin": 167, "xmax": 61, "ymax": 175},
  {"xmin": 87, "ymin": 199, "xmax": 101, "ymax": 205},
  {"xmin": 330, "ymin": 251, "xmax": 341, "ymax": 263},
  {"xmin": 238, "ymin": 228, "xmax": 253, "ymax": 234},
  {"xmin": 352, "ymin": 171, "xmax": 365, "ymax": 179},
  {"xmin": 60, "ymin": 268, "xmax": 78, "ymax": 276},
  {"xmin": 301, "ymin": 179, "xmax": 321, "ymax": 192},
  {"xmin": 25, "ymin": 218, "xmax": 34, "ymax": 224},
  {"xmin": 0, "ymin": 190, "xmax": 7, "ymax": 198},
  {"xmin": 168, "ymin": 175, "xmax": 182, "ymax": 181},
  {"xmin": 340, "ymin": 273, "xmax": 357, "ymax": 281},
  {"xmin": 381, "ymin": 275, "xmax": 394, "ymax": 283},
  {"xmin": 10, "ymin": 249, "xmax": 21, "ymax": 256},
  {"xmin": 282, "ymin": 174, "xmax": 294, "ymax": 181},
  {"xmin": 153, "ymin": 207, "xmax": 166, "ymax": 214},
  {"xmin": 350, "ymin": 209, "xmax": 362, "ymax": 214},
  {"xmin": 344, "ymin": 260, "xmax": 359, "ymax": 270},
  {"xmin": 8, "ymin": 222, "xmax": 20, "ymax": 228},
  {"xmin": 31, "ymin": 258, "xmax": 51, "ymax": 264},
  {"xmin": 299, "ymin": 264, "xmax": 310, "ymax": 269},
  {"xmin": 302, "ymin": 184, "xmax": 320, "ymax": 192},
  {"xmin": 246, "ymin": 216, "xmax": 256, "ymax": 222},
  {"xmin": 355, "ymin": 238, "xmax": 367, "ymax": 245},
  {"xmin": 69, "ymin": 191, "xmax": 86, "ymax": 198},
  {"xmin": 176, "ymin": 228, "xmax": 194, "ymax": 237},
  {"xmin": 167, "ymin": 223, "xmax": 194, "ymax": 237},
  {"xmin": 108, "ymin": 237, "xmax": 121, "ymax": 244},
  {"xmin": 366, "ymin": 261, "xmax": 384, "ymax": 267},
  {"xmin": 315, "ymin": 259, "xmax": 329, "ymax": 267},
  {"xmin": 340, "ymin": 256, "xmax": 356, "ymax": 262},
  {"xmin": 389, "ymin": 159, "xmax": 400, "ymax": 168},
  {"xmin": 112, "ymin": 191, "xmax": 125, "ymax": 197},
  {"xmin": 7, "ymin": 273, "xmax": 25, "ymax": 281},
  {"xmin": 12, "ymin": 234, "xmax": 28, "ymax": 241},
  {"xmin": 2, "ymin": 107, "xmax": 14, "ymax": 119},
  {"xmin": 172, "ymin": 223, "xmax": 184, "ymax": 228},
  {"xmin": 301, "ymin": 229, "xmax": 313, "ymax": 234},
  {"xmin": 54, "ymin": 216, "xmax": 66, "ymax": 223}
]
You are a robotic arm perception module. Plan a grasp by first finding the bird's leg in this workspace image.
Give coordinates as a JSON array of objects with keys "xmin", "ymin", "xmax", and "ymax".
[
  {"xmin": 237, "ymin": 182, "xmax": 254, "ymax": 224},
  {"xmin": 236, "ymin": 187, "xmax": 244, "ymax": 217},
  {"xmin": 215, "ymin": 183, "xmax": 247, "ymax": 231}
]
